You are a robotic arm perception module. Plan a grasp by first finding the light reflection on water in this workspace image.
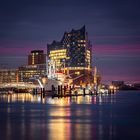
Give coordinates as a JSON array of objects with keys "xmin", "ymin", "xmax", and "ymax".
[
  {"xmin": 0, "ymin": 93, "xmax": 116, "ymax": 105},
  {"xmin": 0, "ymin": 91, "xmax": 140, "ymax": 140}
]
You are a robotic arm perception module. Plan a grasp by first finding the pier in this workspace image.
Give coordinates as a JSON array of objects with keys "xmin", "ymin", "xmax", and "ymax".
[{"xmin": 32, "ymin": 84, "xmax": 112, "ymax": 99}]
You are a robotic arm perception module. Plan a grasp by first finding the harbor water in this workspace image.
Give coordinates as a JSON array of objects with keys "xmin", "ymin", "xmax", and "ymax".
[{"xmin": 0, "ymin": 91, "xmax": 140, "ymax": 140}]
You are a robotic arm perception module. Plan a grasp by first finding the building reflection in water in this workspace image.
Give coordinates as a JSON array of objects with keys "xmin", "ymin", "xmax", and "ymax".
[
  {"xmin": 0, "ymin": 93, "xmax": 119, "ymax": 140},
  {"xmin": 0, "ymin": 93, "xmax": 99, "ymax": 105},
  {"xmin": 47, "ymin": 104, "xmax": 97, "ymax": 140},
  {"xmin": 47, "ymin": 107, "xmax": 71, "ymax": 140},
  {"xmin": 0, "ymin": 93, "xmax": 117, "ymax": 105}
]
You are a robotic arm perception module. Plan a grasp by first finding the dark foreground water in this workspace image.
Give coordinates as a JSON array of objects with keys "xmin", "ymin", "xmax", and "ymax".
[{"xmin": 0, "ymin": 91, "xmax": 140, "ymax": 140}]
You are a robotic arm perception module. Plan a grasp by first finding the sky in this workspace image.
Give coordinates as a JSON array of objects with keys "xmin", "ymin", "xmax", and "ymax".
[{"xmin": 0, "ymin": 0, "xmax": 140, "ymax": 83}]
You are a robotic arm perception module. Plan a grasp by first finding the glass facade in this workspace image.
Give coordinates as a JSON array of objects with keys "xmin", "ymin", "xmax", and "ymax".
[
  {"xmin": 18, "ymin": 64, "xmax": 46, "ymax": 82},
  {"xmin": 47, "ymin": 26, "xmax": 92, "ymax": 69},
  {"xmin": 47, "ymin": 26, "xmax": 93, "ymax": 84},
  {"xmin": 0, "ymin": 69, "xmax": 18, "ymax": 83}
]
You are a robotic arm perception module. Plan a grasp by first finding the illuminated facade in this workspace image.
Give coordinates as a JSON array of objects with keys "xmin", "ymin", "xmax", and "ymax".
[
  {"xmin": 18, "ymin": 64, "xmax": 46, "ymax": 82},
  {"xmin": 47, "ymin": 26, "xmax": 92, "ymax": 68},
  {"xmin": 49, "ymin": 49, "xmax": 68, "ymax": 70},
  {"xmin": 0, "ymin": 69, "xmax": 18, "ymax": 83},
  {"xmin": 28, "ymin": 50, "xmax": 46, "ymax": 65},
  {"xmin": 18, "ymin": 50, "xmax": 47, "ymax": 82},
  {"xmin": 47, "ymin": 26, "xmax": 93, "ymax": 84}
]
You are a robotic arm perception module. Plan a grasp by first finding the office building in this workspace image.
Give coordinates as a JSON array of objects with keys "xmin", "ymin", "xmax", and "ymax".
[
  {"xmin": 18, "ymin": 64, "xmax": 46, "ymax": 82},
  {"xmin": 19, "ymin": 50, "xmax": 47, "ymax": 82},
  {"xmin": 28, "ymin": 50, "xmax": 46, "ymax": 65},
  {"xmin": 0, "ymin": 69, "xmax": 18, "ymax": 83}
]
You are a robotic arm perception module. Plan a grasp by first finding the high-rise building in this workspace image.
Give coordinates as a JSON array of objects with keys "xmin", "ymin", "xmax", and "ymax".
[
  {"xmin": 28, "ymin": 50, "xmax": 46, "ymax": 65},
  {"xmin": 47, "ymin": 26, "xmax": 93, "ymax": 84}
]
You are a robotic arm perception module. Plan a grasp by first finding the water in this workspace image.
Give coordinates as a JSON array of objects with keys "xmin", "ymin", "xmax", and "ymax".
[{"xmin": 0, "ymin": 91, "xmax": 140, "ymax": 140}]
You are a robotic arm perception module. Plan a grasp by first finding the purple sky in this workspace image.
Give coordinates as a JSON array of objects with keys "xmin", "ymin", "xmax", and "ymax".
[{"xmin": 0, "ymin": 0, "xmax": 140, "ymax": 83}]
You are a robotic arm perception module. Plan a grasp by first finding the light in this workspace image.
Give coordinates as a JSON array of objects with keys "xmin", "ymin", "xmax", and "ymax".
[
  {"xmin": 42, "ymin": 77, "xmax": 48, "ymax": 86},
  {"xmin": 109, "ymin": 85, "xmax": 117, "ymax": 91},
  {"xmin": 75, "ymin": 71, "xmax": 80, "ymax": 75},
  {"xmin": 49, "ymin": 49, "xmax": 68, "ymax": 68},
  {"xmin": 109, "ymin": 85, "xmax": 114, "ymax": 90}
]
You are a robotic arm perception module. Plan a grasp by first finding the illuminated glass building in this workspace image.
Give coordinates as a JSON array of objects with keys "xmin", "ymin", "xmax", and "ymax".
[
  {"xmin": 28, "ymin": 50, "xmax": 46, "ymax": 65},
  {"xmin": 47, "ymin": 26, "xmax": 93, "ymax": 84},
  {"xmin": 19, "ymin": 50, "xmax": 47, "ymax": 82},
  {"xmin": 0, "ymin": 69, "xmax": 18, "ymax": 83},
  {"xmin": 18, "ymin": 64, "xmax": 46, "ymax": 82}
]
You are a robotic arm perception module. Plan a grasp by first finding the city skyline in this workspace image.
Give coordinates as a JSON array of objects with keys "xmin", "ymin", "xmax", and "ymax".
[{"xmin": 0, "ymin": 0, "xmax": 140, "ymax": 83}]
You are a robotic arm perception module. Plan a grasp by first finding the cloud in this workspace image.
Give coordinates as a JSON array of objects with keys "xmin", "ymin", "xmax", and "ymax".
[
  {"xmin": 0, "ymin": 0, "xmax": 140, "ymax": 83},
  {"xmin": 93, "ymin": 44, "xmax": 140, "ymax": 55}
]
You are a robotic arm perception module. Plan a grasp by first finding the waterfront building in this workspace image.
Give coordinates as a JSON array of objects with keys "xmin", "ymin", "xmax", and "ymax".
[
  {"xmin": 0, "ymin": 69, "xmax": 18, "ymax": 83},
  {"xmin": 18, "ymin": 50, "xmax": 47, "ymax": 82},
  {"xmin": 18, "ymin": 64, "xmax": 46, "ymax": 82},
  {"xmin": 47, "ymin": 26, "xmax": 93, "ymax": 85},
  {"xmin": 28, "ymin": 50, "xmax": 46, "ymax": 65}
]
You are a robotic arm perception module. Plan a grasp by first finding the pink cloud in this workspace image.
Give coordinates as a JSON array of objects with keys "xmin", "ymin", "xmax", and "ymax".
[
  {"xmin": 0, "ymin": 39, "xmax": 47, "ymax": 56},
  {"xmin": 93, "ymin": 44, "xmax": 140, "ymax": 55},
  {"xmin": 93, "ymin": 35, "xmax": 140, "ymax": 39}
]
